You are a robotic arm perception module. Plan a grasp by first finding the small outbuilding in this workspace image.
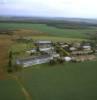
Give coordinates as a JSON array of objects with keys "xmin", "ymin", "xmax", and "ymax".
[
  {"xmin": 26, "ymin": 49, "xmax": 36, "ymax": 54},
  {"xmin": 82, "ymin": 45, "xmax": 91, "ymax": 51},
  {"xmin": 69, "ymin": 47, "xmax": 77, "ymax": 51},
  {"xmin": 63, "ymin": 56, "xmax": 72, "ymax": 62}
]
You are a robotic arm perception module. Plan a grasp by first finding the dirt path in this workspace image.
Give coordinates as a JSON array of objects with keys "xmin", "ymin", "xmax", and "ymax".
[{"xmin": 11, "ymin": 75, "xmax": 32, "ymax": 100}]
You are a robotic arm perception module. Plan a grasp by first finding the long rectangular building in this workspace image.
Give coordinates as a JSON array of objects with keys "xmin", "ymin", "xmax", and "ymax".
[{"xmin": 16, "ymin": 54, "xmax": 53, "ymax": 67}]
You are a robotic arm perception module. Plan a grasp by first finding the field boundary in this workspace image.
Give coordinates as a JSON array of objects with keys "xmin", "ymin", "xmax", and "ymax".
[{"xmin": 10, "ymin": 74, "xmax": 32, "ymax": 100}]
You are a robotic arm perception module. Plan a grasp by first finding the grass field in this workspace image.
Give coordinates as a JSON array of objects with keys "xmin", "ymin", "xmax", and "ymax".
[
  {"xmin": 0, "ymin": 79, "xmax": 25, "ymax": 100},
  {"xmin": 16, "ymin": 61, "xmax": 97, "ymax": 100},
  {"xmin": 32, "ymin": 36, "xmax": 86, "ymax": 42},
  {"xmin": 0, "ymin": 61, "xmax": 97, "ymax": 100},
  {"xmin": 0, "ymin": 22, "xmax": 97, "ymax": 39}
]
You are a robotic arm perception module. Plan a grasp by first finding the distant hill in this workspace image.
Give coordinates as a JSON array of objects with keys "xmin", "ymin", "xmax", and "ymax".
[
  {"xmin": 0, "ymin": 16, "xmax": 97, "ymax": 24},
  {"xmin": 0, "ymin": 16, "xmax": 97, "ymax": 29}
]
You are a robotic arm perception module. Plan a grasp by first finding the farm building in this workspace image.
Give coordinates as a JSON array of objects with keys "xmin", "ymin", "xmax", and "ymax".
[
  {"xmin": 69, "ymin": 47, "xmax": 77, "ymax": 51},
  {"xmin": 51, "ymin": 53, "xmax": 60, "ymax": 58},
  {"xmin": 35, "ymin": 40, "xmax": 54, "ymax": 54},
  {"xmin": 39, "ymin": 47, "xmax": 54, "ymax": 54},
  {"xmin": 35, "ymin": 40, "xmax": 52, "ymax": 46},
  {"xmin": 61, "ymin": 44, "xmax": 69, "ymax": 48},
  {"xmin": 35, "ymin": 40, "xmax": 52, "ymax": 48},
  {"xmin": 14, "ymin": 39, "xmax": 97, "ymax": 68},
  {"xmin": 62, "ymin": 56, "xmax": 72, "ymax": 62},
  {"xmin": 82, "ymin": 45, "xmax": 92, "ymax": 51},
  {"xmin": 26, "ymin": 48, "xmax": 36, "ymax": 54},
  {"xmin": 72, "ymin": 55, "xmax": 96, "ymax": 62},
  {"xmin": 71, "ymin": 50, "xmax": 93, "ymax": 55},
  {"xmin": 16, "ymin": 54, "xmax": 53, "ymax": 67},
  {"xmin": 72, "ymin": 42, "xmax": 81, "ymax": 48},
  {"xmin": 35, "ymin": 40, "xmax": 52, "ymax": 44}
]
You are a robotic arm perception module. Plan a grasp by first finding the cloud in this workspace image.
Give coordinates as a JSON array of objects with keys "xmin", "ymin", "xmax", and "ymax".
[{"xmin": 0, "ymin": 0, "xmax": 97, "ymax": 18}]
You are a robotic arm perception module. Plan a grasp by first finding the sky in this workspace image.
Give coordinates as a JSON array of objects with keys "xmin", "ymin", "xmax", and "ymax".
[{"xmin": 0, "ymin": 0, "xmax": 97, "ymax": 18}]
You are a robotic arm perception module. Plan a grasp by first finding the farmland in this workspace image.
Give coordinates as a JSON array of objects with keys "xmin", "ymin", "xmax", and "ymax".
[
  {"xmin": 32, "ymin": 36, "xmax": 85, "ymax": 42},
  {"xmin": 0, "ymin": 79, "xmax": 25, "ymax": 100},
  {"xmin": 1, "ymin": 60, "xmax": 97, "ymax": 100},
  {"xmin": 0, "ymin": 22, "xmax": 97, "ymax": 39},
  {"xmin": 0, "ymin": 21, "xmax": 97, "ymax": 100},
  {"xmin": 0, "ymin": 35, "xmax": 12, "ymax": 79},
  {"xmin": 16, "ymin": 61, "xmax": 97, "ymax": 100}
]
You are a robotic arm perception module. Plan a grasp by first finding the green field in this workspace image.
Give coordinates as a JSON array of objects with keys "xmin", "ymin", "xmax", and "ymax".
[
  {"xmin": 16, "ymin": 61, "xmax": 97, "ymax": 100},
  {"xmin": 32, "ymin": 36, "xmax": 86, "ymax": 42},
  {"xmin": 0, "ymin": 79, "xmax": 25, "ymax": 100},
  {"xmin": 0, "ymin": 22, "xmax": 97, "ymax": 39},
  {"xmin": 1, "ymin": 22, "xmax": 97, "ymax": 100},
  {"xmin": 1, "ymin": 60, "xmax": 97, "ymax": 100}
]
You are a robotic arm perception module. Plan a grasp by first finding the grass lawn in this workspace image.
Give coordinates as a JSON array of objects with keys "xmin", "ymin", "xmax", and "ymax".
[
  {"xmin": 0, "ymin": 23, "xmax": 96, "ymax": 39},
  {"xmin": 17, "ymin": 61, "xmax": 97, "ymax": 100},
  {"xmin": 32, "ymin": 36, "xmax": 86, "ymax": 42},
  {"xmin": 0, "ymin": 79, "xmax": 25, "ymax": 100},
  {"xmin": 11, "ymin": 43, "xmax": 28, "ymax": 53}
]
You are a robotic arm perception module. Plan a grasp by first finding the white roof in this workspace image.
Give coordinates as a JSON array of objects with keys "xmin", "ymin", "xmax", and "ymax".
[
  {"xmin": 16, "ymin": 54, "xmax": 52, "ymax": 64},
  {"xmin": 63, "ymin": 57, "xmax": 72, "ymax": 62},
  {"xmin": 69, "ymin": 47, "xmax": 76, "ymax": 51},
  {"xmin": 52, "ymin": 54, "xmax": 60, "ymax": 58},
  {"xmin": 61, "ymin": 44, "xmax": 69, "ymax": 48},
  {"xmin": 39, "ymin": 47, "xmax": 54, "ymax": 51},
  {"xmin": 82, "ymin": 46, "xmax": 91, "ymax": 49},
  {"xmin": 36, "ymin": 40, "xmax": 52, "ymax": 44},
  {"xmin": 26, "ymin": 49, "xmax": 36, "ymax": 53}
]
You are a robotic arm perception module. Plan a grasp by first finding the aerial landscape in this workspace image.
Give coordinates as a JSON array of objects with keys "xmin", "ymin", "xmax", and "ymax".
[{"xmin": 0, "ymin": 0, "xmax": 97, "ymax": 100}]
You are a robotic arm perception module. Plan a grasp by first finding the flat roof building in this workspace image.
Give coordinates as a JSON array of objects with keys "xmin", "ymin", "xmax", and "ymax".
[{"xmin": 16, "ymin": 54, "xmax": 53, "ymax": 67}]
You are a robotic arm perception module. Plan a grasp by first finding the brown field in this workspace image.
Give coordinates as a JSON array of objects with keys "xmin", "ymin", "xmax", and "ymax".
[
  {"xmin": 0, "ymin": 29, "xmax": 48, "ymax": 79},
  {"xmin": 12, "ymin": 29, "xmax": 48, "ymax": 36},
  {"xmin": 0, "ymin": 35, "xmax": 13, "ymax": 79}
]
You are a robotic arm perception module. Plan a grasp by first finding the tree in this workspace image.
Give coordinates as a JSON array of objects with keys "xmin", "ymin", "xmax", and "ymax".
[
  {"xmin": 57, "ymin": 58, "xmax": 64, "ymax": 64},
  {"xmin": 36, "ymin": 46, "xmax": 40, "ymax": 52},
  {"xmin": 7, "ymin": 59, "xmax": 13, "ymax": 72},
  {"xmin": 9, "ymin": 51, "xmax": 13, "ymax": 59},
  {"xmin": 7, "ymin": 51, "xmax": 13, "ymax": 73},
  {"xmin": 49, "ymin": 59, "xmax": 56, "ymax": 65},
  {"xmin": 8, "ymin": 59, "xmax": 12, "ymax": 67}
]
